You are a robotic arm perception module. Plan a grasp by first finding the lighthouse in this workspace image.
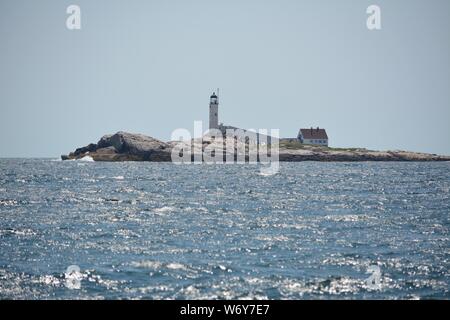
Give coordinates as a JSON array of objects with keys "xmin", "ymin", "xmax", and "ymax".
[{"xmin": 209, "ymin": 91, "xmax": 219, "ymax": 130}]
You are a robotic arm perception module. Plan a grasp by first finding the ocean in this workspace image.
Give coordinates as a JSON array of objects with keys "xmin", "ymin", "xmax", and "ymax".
[{"xmin": 0, "ymin": 159, "xmax": 449, "ymax": 299}]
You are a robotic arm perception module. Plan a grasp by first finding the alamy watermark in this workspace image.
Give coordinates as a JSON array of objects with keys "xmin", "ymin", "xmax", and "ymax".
[
  {"xmin": 65, "ymin": 265, "xmax": 82, "ymax": 289},
  {"xmin": 66, "ymin": 5, "xmax": 81, "ymax": 30},
  {"xmin": 367, "ymin": 5, "xmax": 381, "ymax": 30},
  {"xmin": 65, "ymin": 5, "xmax": 381, "ymax": 31},
  {"xmin": 170, "ymin": 121, "xmax": 280, "ymax": 175},
  {"xmin": 365, "ymin": 265, "xmax": 382, "ymax": 290}
]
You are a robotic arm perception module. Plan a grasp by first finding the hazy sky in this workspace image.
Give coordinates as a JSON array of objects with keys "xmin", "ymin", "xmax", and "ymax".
[{"xmin": 1, "ymin": 0, "xmax": 449, "ymax": 157}]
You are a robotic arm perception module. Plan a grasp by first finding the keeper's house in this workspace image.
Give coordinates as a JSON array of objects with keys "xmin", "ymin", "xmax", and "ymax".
[{"xmin": 298, "ymin": 127, "xmax": 329, "ymax": 147}]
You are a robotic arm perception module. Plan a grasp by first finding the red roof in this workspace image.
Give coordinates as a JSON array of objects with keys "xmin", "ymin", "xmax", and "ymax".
[{"xmin": 299, "ymin": 128, "xmax": 328, "ymax": 140}]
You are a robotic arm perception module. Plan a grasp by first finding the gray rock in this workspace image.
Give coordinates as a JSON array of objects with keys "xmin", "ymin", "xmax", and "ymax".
[
  {"xmin": 74, "ymin": 143, "xmax": 97, "ymax": 156},
  {"xmin": 97, "ymin": 134, "xmax": 113, "ymax": 149},
  {"xmin": 62, "ymin": 131, "xmax": 172, "ymax": 161},
  {"xmin": 61, "ymin": 132, "xmax": 450, "ymax": 162}
]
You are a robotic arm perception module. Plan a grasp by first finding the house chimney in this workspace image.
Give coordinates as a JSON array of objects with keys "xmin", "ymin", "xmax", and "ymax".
[
  {"xmin": 316, "ymin": 127, "xmax": 319, "ymax": 132},
  {"xmin": 310, "ymin": 127, "xmax": 313, "ymax": 135}
]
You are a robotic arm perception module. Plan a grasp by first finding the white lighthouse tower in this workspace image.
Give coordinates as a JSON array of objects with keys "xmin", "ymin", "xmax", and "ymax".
[{"xmin": 209, "ymin": 90, "xmax": 219, "ymax": 130}]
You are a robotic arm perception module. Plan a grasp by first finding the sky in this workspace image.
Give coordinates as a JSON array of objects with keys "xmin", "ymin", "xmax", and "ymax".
[{"xmin": 0, "ymin": 0, "xmax": 449, "ymax": 157}]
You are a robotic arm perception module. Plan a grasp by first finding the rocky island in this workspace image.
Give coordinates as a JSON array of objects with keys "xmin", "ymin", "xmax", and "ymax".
[{"xmin": 61, "ymin": 131, "xmax": 450, "ymax": 162}]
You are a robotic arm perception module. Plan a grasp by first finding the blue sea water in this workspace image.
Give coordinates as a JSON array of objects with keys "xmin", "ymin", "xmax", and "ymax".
[{"xmin": 0, "ymin": 159, "xmax": 449, "ymax": 300}]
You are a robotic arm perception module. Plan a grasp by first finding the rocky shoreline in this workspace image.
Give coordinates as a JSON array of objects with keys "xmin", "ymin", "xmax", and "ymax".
[{"xmin": 61, "ymin": 132, "xmax": 450, "ymax": 162}]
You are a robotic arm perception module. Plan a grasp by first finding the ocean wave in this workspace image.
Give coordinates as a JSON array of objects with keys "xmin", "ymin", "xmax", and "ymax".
[
  {"xmin": 166, "ymin": 262, "xmax": 189, "ymax": 271},
  {"xmin": 1, "ymin": 160, "xmax": 449, "ymax": 299},
  {"xmin": 153, "ymin": 206, "xmax": 177, "ymax": 214},
  {"xmin": 130, "ymin": 261, "xmax": 163, "ymax": 269},
  {"xmin": 0, "ymin": 199, "xmax": 18, "ymax": 206},
  {"xmin": 79, "ymin": 155, "xmax": 94, "ymax": 162},
  {"xmin": 0, "ymin": 228, "xmax": 37, "ymax": 237},
  {"xmin": 130, "ymin": 261, "xmax": 191, "ymax": 273}
]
